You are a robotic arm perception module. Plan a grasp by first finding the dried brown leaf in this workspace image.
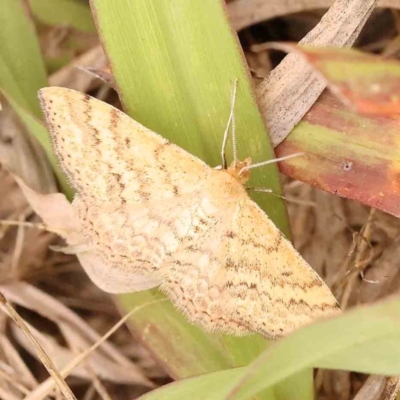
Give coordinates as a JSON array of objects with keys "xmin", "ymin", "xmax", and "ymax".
[
  {"xmin": 0, "ymin": 336, "xmax": 37, "ymax": 389},
  {"xmin": 10, "ymin": 322, "xmax": 131, "ymax": 383},
  {"xmin": 383, "ymin": 376, "xmax": 400, "ymax": 400},
  {"xmin": 0, "ymin": 97, "xmax": 56, "ymax": 194},
  {"xmin": 49, "ymin": 45, "xmax": 107, "ymax": 93},
  {"xmin": 77, "ymin": 65, "xmax": 116, "ymax": 90},
  {"xmin": 228, "ymin": 0, "xmax": 400, "ymax": 31},
  {"xmin": 0, "ymin": 292, "xmax": 76, "ymax": 400},
  {"xmin": 24, "ymin": 299, "xmax": 163, "ymax": 400},
  {"xmin": 11, "ymin": 174, "xmax": 79, "ymax": 240},
  {"xmin": 0, "ymin": 282, "xmax": 151, "ymax": 387},
  {"xmin": 0, "ymin": 386, "xmax": 21, "ymax": 400},
  {"xmin": 353, "ymin": 375, "xmax": 386, "ymax": 400},
  {"xmin": 255, "ymin": 0, "xmax": 376, "ymax": 146}
]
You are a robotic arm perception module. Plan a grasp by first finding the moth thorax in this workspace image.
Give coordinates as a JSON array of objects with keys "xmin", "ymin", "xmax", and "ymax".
[{"xmin": 227, "ymin": 157, "xmax": 252, "ymax": 185}]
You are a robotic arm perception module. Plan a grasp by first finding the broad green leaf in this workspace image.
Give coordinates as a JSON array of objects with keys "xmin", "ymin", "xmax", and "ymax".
[
  {"xmin": 90, "ymin": 1, "xmax": 308, "ymax": 398},
  {"xmin": 140, "ymin": 368, "xmax": 247, "ymax": 400},
  {"xmin": 91, "ymin": 0, "xmax": 288, "ymax": 231},
  {"xmin": 29, "ymin": 0, "xmax": 96, "ymax": 32},
  {"xmin": 139, "ymin": 296, "xmax": 400, "ymax": 400},
  {"xmin": 0, "ymin": 0, "xmax": 71, "ymax": 195},
  {"xmin": 140, "ymin": 369, "xmax": 311, "ymax": 400},
  {"xmin": 118, "ymin": 290, "xmax": 269, "ymax": 377},
  {"xmin": 0, "ymin": 0, "xmax": 47, "ymax": 117},
  {"xmin": 294, "ymin": 45, "xmax": 400, "ymax": 116},
  {"xmin": 230, "ymin": 296, "xmax": 400, "ymax": 400}
]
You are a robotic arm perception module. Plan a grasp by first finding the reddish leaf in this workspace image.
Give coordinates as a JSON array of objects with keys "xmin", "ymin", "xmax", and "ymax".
[
  {"xmin": 277, "ymin": 91, "xmax": 400, "ymax": 217},
  {"xmin": 276, "ymin": 44, "xmax": 400, "ymax": 116}
]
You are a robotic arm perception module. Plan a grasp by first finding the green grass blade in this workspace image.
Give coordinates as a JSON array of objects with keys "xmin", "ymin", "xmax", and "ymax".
[
  {"xmin": 91, "ymin": 0, "xmax": 289, "ymax": 232},
  {"xmin": 0, "ymin": 0, "xmax": 47, "ymax": 116},
  {"xmin": 139, "ymin": 368, "xmax": 267, "ymax": 400},
  {"xmin": 118, "ymin": 290, "xmax": 268, "ymax": 378},
  {"xmin": 137, "ymin": 296, "xmax": 400, "ymax": 399},
  {"xmin": 229, "ymin": 297, "xmax": 400, "ymax": 399},
  {"xmin": 140, "ymin": 368, "xmax": 311, "ymax": 400},
  {"xmin": 90, "ymin": 0, "xmax": 307, "ymax": 396},
  {"xmin": 0, "ymin": 0, "xmax": 71, "ymax": 195}
]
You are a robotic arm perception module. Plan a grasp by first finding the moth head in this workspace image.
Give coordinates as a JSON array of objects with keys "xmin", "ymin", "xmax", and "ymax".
[{"xmin": 226, "ymin": 157, "xmax": 252, "ymax": 185}]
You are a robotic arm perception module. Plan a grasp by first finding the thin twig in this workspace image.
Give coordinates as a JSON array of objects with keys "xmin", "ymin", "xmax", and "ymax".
[
  {"xmin": 11, "ymin": 215, "xmax": 26, "ymax": 273},
  {"xmin": 0, "ymin": 220, "xmax": 65, "ymax": 236},
  {"xmin": 25, "ymin": 299, "xmax": 167, "ymax": 400},
  {"xmin": 340, "ymin": 208, "xmax": 376, "ymax": 309},
  {"xmin": 0, "ymin": 292, "xmax": 77, "ymax": 400},
  {"xmin": 248, "ymin": 187, "xmax": 316, "ymax": 207}
]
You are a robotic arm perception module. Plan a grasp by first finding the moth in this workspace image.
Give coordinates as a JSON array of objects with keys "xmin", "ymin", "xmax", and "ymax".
[{"xmin": 19, "ymin": 86, "xmax": 339, "ymax": 338}]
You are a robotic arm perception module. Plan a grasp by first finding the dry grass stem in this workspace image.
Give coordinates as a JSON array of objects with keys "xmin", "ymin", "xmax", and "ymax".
[
  {"xmin": 25, "ymin": 299, "xmax": 165, "ymax": 400},
  {"xmin": 0, "ymin": 292, "xmax": 77, "ymax": 400}
]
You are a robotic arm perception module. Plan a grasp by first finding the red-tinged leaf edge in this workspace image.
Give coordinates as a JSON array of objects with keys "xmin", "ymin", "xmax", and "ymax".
[
  {"xmin": 264, "ymin": 43, "xmax": 400, "ymax": 116},
  {"xmin": 276, "ymin": 90, "xmax": 400, "ymax": 217},
  {"xmin": 250, "ymin": 43, "xmax": 400, "ymax": 217}
]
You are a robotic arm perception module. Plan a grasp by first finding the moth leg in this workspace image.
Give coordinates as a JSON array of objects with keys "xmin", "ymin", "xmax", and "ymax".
[
  {"xmin": 49, "ymin": 244, "xmax": 91, "ymax": 255},
  {"xmin": 246, "ymin": 186, "xmax": 273, "ymax": 194},
  {"xmin": 247, "ymin": 187, "xmax": 316, "ymax": 207}
]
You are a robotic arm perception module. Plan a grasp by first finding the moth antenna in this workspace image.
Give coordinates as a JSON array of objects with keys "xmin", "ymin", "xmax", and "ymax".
[
  {"xmin": 221, "ymin": 79, "xmax": 238, "ymax": 169},
  {"xmin": 238, "ymin": 152, "xmax": 304, "ymax": 176}
]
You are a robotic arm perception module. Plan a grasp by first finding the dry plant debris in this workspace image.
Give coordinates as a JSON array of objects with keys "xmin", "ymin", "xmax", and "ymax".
[{"xmin": 0, "ymin": 166, "xmax": 163, "ymax": 398}]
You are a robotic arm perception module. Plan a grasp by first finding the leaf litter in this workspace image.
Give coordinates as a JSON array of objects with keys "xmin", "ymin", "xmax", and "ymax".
[{"xmin": 0, "ymin": 166, "xmax": 161, "ymax": 398}]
